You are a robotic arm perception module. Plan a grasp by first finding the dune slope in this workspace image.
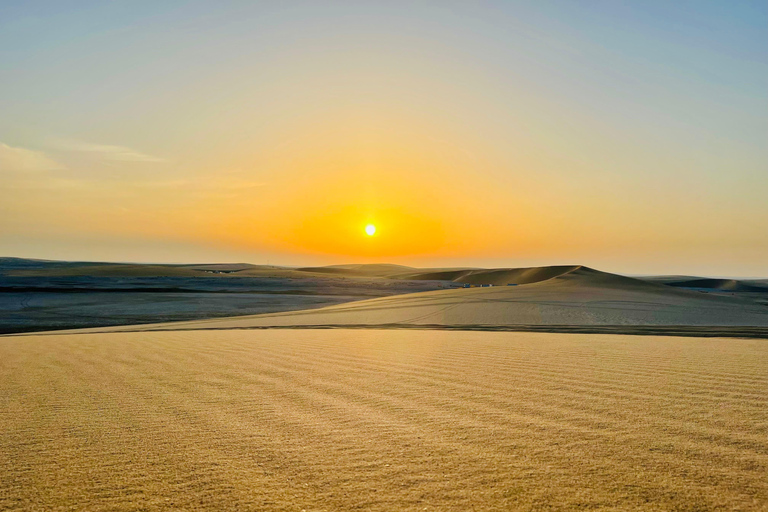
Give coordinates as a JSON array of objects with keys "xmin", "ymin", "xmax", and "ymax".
[{"xmin": 396, "ymin": 265, "xmax": 582, "ymax": 285}]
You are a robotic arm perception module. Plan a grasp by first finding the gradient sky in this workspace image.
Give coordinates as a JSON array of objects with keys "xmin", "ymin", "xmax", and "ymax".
[{"xmin": 1, "ymin": 1, "xmax": 766, "ymax": 276}]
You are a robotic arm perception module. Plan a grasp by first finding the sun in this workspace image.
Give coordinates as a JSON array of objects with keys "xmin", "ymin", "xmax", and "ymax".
[{"xmin": 365, "ymin": 224, "xmax": 376, "ymax": 236}]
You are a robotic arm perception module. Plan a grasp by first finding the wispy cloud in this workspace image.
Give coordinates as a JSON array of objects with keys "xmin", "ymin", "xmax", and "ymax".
[
  {"xmin": 55, "ymin": 140, "xmax": 166, "ymax": 163},
  {"xmin": 135, "ymin": 177, "xmax": 268, "ymax": 198},
  {"xmin": 0, "ymin": 142, "xmax": 65, "ymax": 172}
]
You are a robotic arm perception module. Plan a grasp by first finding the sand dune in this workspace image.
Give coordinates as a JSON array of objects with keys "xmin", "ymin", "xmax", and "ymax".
[
  {"xmin": 7, "ymin": 257, "xmax": 767, "ymax": 292},
  {"xmin": 295, "ymin": 263, "xmax": 586, "ymax": 285},
  {"xmin": 5, "ymin": 259, "xmax": 768, "ymax": 336},
  {"xmin": 92, "ymin": 266, "xmax": 768, "ymax": 334},
  {"xmin": 1, "ymin": 329, "xmax": 766, "ymax": 510},
  {"xmin": 396, "ymin": 265, "xmax": 583, "ymax": 285},
  {"xmin": 645, "ymin": 276, "xmax": 768, "ymax": 293},
  {"xmin": 296, "ymin": 263, "xmax": 417, "ymax": 277},
  {"xmin": 6, "ymin": 262, "xmax": 304, "ymax": 279}
]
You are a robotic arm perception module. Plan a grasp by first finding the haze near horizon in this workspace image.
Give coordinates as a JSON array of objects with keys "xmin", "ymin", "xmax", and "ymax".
[{"xmin": 1, "ymin": 1, "xmax": 766, "ymax": 276}]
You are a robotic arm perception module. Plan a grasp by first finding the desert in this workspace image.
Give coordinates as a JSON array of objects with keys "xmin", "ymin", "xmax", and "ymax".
[
  {"xmin": 2, "ymin": 260, "xmax": 768, "ymax": 510},
  {"xmin": 2, "ymin": 2, "xmax": 766, "ymax": 510}
]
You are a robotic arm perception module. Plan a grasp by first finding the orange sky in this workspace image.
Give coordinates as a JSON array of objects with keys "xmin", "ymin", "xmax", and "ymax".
[{"xmin": 1, "ymin": 2, "xmax": 766, "ymax": 276}]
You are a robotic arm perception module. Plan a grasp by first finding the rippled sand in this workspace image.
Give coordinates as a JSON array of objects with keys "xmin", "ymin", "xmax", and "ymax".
[{"xmin": 1, "ymin": 329, "xmax": 766, "ymax": 510}]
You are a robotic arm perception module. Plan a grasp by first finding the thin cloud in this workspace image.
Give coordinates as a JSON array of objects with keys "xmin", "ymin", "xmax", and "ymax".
[
  {"xmin": 135, "ymin": 177, "xmax": 268, "ymax": 198},
  {"xmin": 0, "ymin": 142, "xmax": 65, "ymax": 172},
  {"xmin": 55, "ymin": 140, "xmax": 166, "ymax": 163}
]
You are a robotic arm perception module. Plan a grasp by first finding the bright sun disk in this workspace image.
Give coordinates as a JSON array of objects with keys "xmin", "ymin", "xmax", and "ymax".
[{"xmin": 365, "ymin": 224, "xmax": 376, "ymax": 236}]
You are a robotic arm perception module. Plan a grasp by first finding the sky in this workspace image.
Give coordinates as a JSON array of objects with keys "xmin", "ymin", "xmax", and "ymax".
[{"xmin": 1, "ymin": 1, "xmax": 766, "ymax": 276}]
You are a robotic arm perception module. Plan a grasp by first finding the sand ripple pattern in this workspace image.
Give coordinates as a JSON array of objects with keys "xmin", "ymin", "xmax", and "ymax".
[{"xmin": 1, "ymin": 330, "xmax": 766, "ymax": 510}]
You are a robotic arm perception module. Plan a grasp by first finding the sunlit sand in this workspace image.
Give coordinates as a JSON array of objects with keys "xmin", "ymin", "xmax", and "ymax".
[{"xmin": 1, "ymin": 329, "xmax": 765, "ymax": 510}]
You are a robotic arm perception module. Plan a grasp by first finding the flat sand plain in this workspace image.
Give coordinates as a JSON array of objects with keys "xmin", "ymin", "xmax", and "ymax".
[{"xmin": 1, "ymin": 329, "xmax": 766, "ymax": 510}]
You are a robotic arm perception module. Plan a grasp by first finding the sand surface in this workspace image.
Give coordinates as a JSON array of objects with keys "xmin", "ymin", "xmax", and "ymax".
[{"xmin": 1, "ymin": 329, "xmax": 766, "ymax": 510}]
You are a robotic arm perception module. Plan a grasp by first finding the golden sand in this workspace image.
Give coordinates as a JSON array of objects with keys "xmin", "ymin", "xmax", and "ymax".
[{"xmin": 1, "ymin": 329, "xmax": 766, "ymax": 510}]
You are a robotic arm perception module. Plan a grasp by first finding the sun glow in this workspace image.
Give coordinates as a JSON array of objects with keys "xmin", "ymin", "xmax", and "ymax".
[{"xmin": 365, "ymin": 224, "xmax": 376, "ymax": 236}]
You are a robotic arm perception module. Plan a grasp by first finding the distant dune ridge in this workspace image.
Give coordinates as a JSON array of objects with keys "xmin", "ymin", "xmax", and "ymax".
[
  {"xmin": 0, "ymin": 258, "xmax": 452, "ymax": 333},
  {"xmin": 0, "ymin": 257, "xmax": 299, "ymax": 278},
  {"xmin": 5, "ymin": 256, "xmax": 767, "ymax": 290},
  {"xmin": 7, "ymin": 257, "xmax": 767, "ymax": 290},
  {"xmin": 60, "ymin": 265, "xmax": 768, "ymax": 336},
  {"xmin": 296, "ymin": 263, "xmax": 617, "ymax": 286},
  {"xmin": 3, "ymin": 258, "xmax": 768, "ymax": 336}
]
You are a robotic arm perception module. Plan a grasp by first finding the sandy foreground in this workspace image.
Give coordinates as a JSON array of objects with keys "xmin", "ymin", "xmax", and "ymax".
[{"xmin": 1, "ymin": 329, "xmax": 766, "ymax": 510}]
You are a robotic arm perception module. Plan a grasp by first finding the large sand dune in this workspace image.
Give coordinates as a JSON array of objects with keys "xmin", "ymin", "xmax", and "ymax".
[
  {"xmin": 1, "ymin": 329, "xmax": 766, "ymax": 510},
  {"xmin": 4, "ymin": 259, "xmax": 768, "ymax": 335},
  {"xmin": 93, "ymin": 266, "xmax": 768, "ymax": 334}
]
